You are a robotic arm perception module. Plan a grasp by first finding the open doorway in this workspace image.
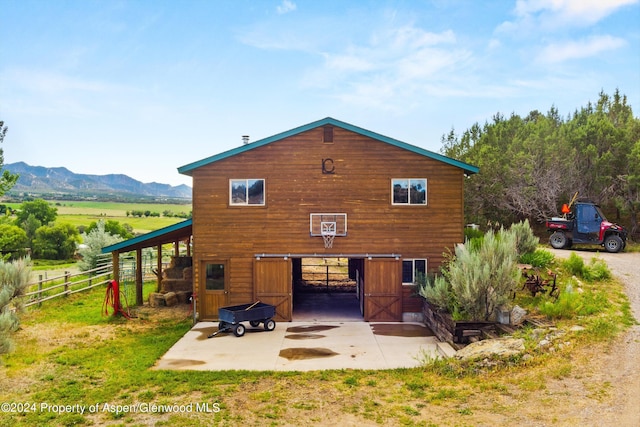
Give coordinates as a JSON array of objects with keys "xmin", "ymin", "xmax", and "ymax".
[{"xmin": 292, "ymin": 257, "xmax": 363, "ymax": 321}]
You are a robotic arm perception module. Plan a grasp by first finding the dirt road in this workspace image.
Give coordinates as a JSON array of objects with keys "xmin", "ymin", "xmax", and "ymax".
[{"xmin": 549, "ymin": 248, "xmax": 640, "ymax": 426}]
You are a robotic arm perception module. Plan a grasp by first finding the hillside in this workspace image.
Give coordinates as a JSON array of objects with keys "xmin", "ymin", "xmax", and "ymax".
[{"xmin": 3, "ymin": 162, "xmax": 192, "ymax": 201}]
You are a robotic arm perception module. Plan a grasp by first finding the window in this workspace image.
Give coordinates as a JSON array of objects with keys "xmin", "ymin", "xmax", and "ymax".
[
  {"xmin": 392, "ymin": 179, "xmax": 427, "ymax": 205},
  {"xmin": 205, "ymin": 263, "xmax": 225, "ymax": 290},
  {"xmin": 402, "ymin": 259, "xmax": 427, "ymax": 284},
  {"xmin": 230, "ymin": 179, "xmax": 265, "ymax": 205}
]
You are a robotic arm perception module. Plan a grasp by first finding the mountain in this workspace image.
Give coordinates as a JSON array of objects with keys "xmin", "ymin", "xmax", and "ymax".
[{"xmin": 3, "ymin": 162, "xmax": 192, "ymax": 201}]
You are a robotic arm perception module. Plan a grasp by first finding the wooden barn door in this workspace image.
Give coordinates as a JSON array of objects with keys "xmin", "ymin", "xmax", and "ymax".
[
  {"xmin": 254, "ymin": 258, "xmax": 292, "ymax": 321},
  {"xmin": 364, "ymin": 258, "xmax": 402, "ymax": 321}
]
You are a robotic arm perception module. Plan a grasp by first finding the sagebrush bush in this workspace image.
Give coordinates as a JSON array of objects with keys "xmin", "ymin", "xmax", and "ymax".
[
  {"xmin": 508, "ymin": 219, "xmax": 539, "ymax": 256},
  {"xmin": 447, "ymin": 228, "xmax": 520, "ymax": 321},
  {"xmin": 0, "ymin": 257, "xmax": 31, "ymax": 354},
  {"xmin": 418, "ymin": 274, "xmax": 452, "ymax": 311}
]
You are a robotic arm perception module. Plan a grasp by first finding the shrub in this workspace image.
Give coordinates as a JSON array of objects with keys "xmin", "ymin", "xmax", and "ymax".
[
  {"xmin": 509, "ymin": 220, "xmax": 539, "ymax": 256},
  {"xmin": 562, "ymin": 253, "xmax": 611, "ymax": 281},
  {"xmin": 0, "ymin": 257, "xmax": 31, "ymax": 354},
  {"xmin": 78, "ymin": 220, "xmax": 123, "ymax": 271},
  {"xmin": 519, "ymin": 249, "xmax": 554, "ymax": 268},
  {"xmin": 419, "ymin": 274, "xmax": 453, "ymax": 312},
  {"xmin": 583, "ymin": 258, "xmax": 611, "ymax": 281},
  {"xmin": 539, "ymin": 285, "xmax": 581, "ymax": 319},
  {"xmin": 447, "ymin": 228, "xmax": 520, "ymax": 321},
  {"xmin": 563, "ymin": 252, "xmax": 586, "ymax": 277}
]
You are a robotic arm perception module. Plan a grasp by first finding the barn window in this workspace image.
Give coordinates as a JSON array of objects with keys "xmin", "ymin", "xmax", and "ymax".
[
  {"xmin": 205, "ymin": 263, "xmax": 225, "ymax": 290},
  {"xmin": 402, "ymin": 259, "xmax": 427, "ymax": 284},
  {"xmin": 230, "ymin": 179, "xmax": 265, "ymax": 205},
  {"xmin": 392, "ymin": 179, "xmax": 427, "ymax": 205}
]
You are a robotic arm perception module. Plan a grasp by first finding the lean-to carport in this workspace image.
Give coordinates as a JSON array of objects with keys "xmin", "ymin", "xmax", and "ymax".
[{"xmin": 101, "ymin": 219, "xmax": 192, "ymax": 305}]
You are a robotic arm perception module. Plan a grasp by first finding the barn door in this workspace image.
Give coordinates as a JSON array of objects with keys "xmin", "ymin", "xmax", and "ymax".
[
  {"xmin": 254, "ymin": 258, "xmax": 292, "ymax": 321},
  {"xmin": 364, "ymin": 258, "xmax": 402, "ymax": 321}
]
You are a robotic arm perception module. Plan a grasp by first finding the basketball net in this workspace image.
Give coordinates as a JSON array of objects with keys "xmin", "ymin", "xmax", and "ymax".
[
  {"xmin": 320, "ymin": 221, "xmax": 337, "ymax": 249},
  {"xmin": 322, "ymin": 233, "xmax": 335, "ymax": 248}
]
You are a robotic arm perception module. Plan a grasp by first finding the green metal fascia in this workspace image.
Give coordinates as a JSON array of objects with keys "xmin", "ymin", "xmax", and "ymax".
[
  {"xmin": 177, "ymin": 117, "xmax": 479, "ymax": 175},
  {"xmin": 101, "ymin": 218, "xmax": 193, "ymax": 254}
]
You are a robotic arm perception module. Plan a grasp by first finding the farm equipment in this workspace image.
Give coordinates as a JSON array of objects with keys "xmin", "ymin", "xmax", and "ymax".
[
  {"xmin": 208, "ymin": 301, "xmax": 276, "ymax": 338},
  {"xmin": 546, "ymin": 194, "xmax": 627, "ymax": 253}
]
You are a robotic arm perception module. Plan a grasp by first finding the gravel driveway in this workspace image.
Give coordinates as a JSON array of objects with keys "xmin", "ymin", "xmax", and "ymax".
[{"xmin": 549, "ymin": 248, "xmax": 640, "ymax": 426}]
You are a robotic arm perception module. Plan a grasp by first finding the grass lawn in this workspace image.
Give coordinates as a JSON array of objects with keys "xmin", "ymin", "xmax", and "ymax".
[
  {"xmin": 4, "ymin": 200, "xmax": 191, "ymax": 234},
  {"xmin": 0, "ymin": 254, "xmax": 635, "ymax": 426}
]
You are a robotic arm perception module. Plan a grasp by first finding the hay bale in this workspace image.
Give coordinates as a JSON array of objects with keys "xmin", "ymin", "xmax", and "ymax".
[
  {"xmin": 164, "ymin": 292, "xmax": 178, "ymax": 307},
  {"xmin": 175, "ymin": 291, "xmax": 191, "ymax": 304},
  {"xmin": 149, "ymin": 292, "xmax": 166, "ymax": 307}
]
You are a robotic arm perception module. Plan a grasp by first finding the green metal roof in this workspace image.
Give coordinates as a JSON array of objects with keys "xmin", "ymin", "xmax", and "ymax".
[
  {"xmin": 177, "ymin": 117, "xmax": 479, "ymax": 176},
  {"xmin": 101, "ymin": 219, "xmax": 192, "ymax": 254}
]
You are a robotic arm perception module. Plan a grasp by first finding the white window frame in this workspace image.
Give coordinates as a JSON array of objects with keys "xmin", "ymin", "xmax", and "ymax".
[
  {"xmin": 391, "ymin": 178, "xmax": 427, "ymax": 205},
  {"xmin": 229, "ymin": 179, "xmax": 265, "ymax": 206},
  {"xmin": 402, "ymin": 258, "xmax": 427, "ymax": 285}
]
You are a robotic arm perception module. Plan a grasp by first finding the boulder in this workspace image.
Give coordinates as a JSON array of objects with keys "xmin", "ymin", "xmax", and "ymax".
[{"xmin": 454, "ymin": 338, "xmax": 525, "ymax": 361}]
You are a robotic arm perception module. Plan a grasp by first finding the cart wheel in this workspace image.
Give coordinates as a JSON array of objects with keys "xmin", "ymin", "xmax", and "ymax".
[
  {"xmin": 264, "ymin": 319, "xmax": 276, "ymax": 331},
  {"xmin": 249, "ymin": 320, "xmax": 260, "ymax": 327},
  {"xmin": 218, "ymin": 322, "xmax": 227, "ymax": 331},
  {"xmin": 233, "ymin": 324, "xmax": 246, "ymax": 337}
]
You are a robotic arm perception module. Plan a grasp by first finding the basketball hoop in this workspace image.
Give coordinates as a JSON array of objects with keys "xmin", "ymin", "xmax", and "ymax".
[
  {"xmin": 322, "ymin": 232, "xmax": 336, "ymax": 248},
  {"xmin": 321, "ymin": 221, "xmax": 336, "ymax": 248}
]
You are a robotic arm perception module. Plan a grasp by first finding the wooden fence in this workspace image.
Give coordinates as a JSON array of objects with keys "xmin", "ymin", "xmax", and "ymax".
[{"xmin": 24, "ymin": 264, "xmax": 113, "ymax": 308}]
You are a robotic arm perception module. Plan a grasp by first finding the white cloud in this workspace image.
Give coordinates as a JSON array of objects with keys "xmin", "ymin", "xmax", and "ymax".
[
  {"xmin": 302, "ymin": 26, "xmax": 473, "ymax": 111},
  {"xmin": 506, "ymin": 0, "xmax": 638, "ymax": 30},
  {"xmin": 276, "ymin": 0, "xmax": 297, "ymax": 15},
  {"xmin": 536, "ymin": 35, "xmax": 627, "ymax": 63}
]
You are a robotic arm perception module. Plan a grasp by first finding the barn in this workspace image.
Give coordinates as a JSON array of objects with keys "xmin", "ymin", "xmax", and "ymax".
[{"xmin": 177, "ymin": 117, "xmax": 478, "ymax": 322}]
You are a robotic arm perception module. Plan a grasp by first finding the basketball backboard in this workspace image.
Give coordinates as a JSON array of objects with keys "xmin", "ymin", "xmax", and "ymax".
[{"xmin": 309, "ymin": 213, "xmax": 347, "ymax": 237}]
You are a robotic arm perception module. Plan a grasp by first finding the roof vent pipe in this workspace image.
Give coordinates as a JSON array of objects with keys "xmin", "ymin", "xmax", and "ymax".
[{"xmin": 242, "ymin": 135, "xmax": 250, "ymax": 145}]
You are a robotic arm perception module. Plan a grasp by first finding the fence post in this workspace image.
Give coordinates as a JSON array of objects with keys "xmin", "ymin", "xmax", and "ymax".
[
  {"xmin": 64, "ymin": 271, "xmax": 70, "ymax": 296},
  {"xmin": 326, "ymin": 265, "xmax": 330, "ymax": 292},
  {"xmin": 38, "ymin": 275, "xmax": 43, "ymax": 307}
]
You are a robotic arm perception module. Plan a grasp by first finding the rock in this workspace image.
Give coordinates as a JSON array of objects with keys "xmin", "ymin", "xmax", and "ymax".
[
  {"xmin": 538, "ymin": 339, "xmax": 551, "ymax": 349},
  {"xmin": 511, "ymin": 305, "xmax": 527, "ymax": 326},
  {"xmin": 454, "ymin": 338, "xmax": 525, "ymax": 360},
  {"xmin": 570, "ymin": 325, "xmax": 586, "ymax": 332}
]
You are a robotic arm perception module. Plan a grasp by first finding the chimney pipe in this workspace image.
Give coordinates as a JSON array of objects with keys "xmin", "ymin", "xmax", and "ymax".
[{"xmin": 242, "ymin": 135, "xmax": 250, "ymax": 145}]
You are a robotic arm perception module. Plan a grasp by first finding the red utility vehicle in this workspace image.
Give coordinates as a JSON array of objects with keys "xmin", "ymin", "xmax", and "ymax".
[{"xmin": 546, "ymin": 200, "xmax": 627, "ymax": 253}]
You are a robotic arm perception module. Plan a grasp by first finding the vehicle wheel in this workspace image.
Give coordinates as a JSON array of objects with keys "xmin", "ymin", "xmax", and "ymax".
[
  {"xmin": 549, "ymin": 232, "xmax": 568, "ymax": 249},
  {"xmin": 233, "ymin": 324, "xmax": 246, "ymax": 337},
  {"xmin": 249, "ymin": 320, "xmax": 260, "ymax": 327},
  {"xmin": 264, "ymin": 319, "xmax": 276, "ymax": 331},
  {"xmin": 604, "ymin": 235, "xmax": 623, "ymax": 253},
  {"xmin": 218, "ymin": 321, "xmax": 227, "ymax": 331}
]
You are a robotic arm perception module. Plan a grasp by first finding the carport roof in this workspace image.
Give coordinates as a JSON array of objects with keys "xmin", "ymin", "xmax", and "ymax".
[
  {"xmin": 101, "ymin": 219, "xmax": 192, "ymax": 254},
  {"xmin": 177, "ymin": 117, "xmax": 479, "ymax": 176}
]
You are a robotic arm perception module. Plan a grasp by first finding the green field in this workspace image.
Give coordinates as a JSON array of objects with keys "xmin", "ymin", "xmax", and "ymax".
[{"xmin": 4, "ymin": 200, "xmax": 192, "ymax": 234}]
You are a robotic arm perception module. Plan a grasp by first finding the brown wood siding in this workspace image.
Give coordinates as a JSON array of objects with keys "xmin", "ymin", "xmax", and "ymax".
[
  {"xmin": 191, "ymin": 125, "xmax": 466, "ymax": 315},
  {"xmin": 402, "ymin": 285, "xmax": 423, "ymax": 313}
]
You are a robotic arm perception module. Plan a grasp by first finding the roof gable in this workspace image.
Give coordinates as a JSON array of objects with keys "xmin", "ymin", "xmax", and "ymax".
[{"xmin": 177, "ymin": 117, "xmax": 478, "ymax": 175}]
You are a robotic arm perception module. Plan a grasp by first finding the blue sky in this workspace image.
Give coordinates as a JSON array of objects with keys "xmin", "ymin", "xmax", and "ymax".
[{"xmin": 2, "ymin": 0, "xmax": 639, "ymax": 187}]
